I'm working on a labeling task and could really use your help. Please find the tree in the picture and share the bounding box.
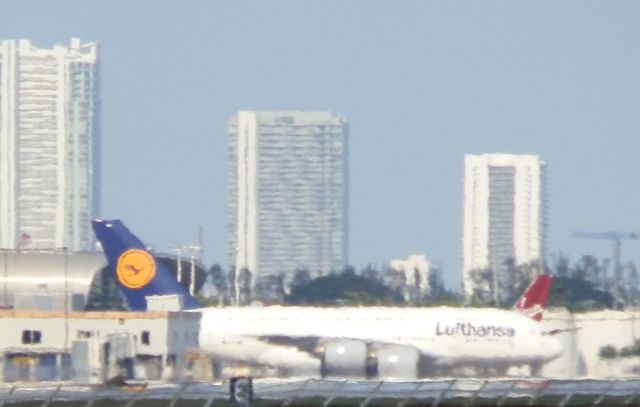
[382,265,407,295]
[547,253,626,311]
[343,265,356,276]
[428,268,445,299]
[208,264,227,297]
[410,267,422,302]
[361,264,382,284]
[227,266,236,300]
[467,267,495,306]
[291,268,312,289]
[501,259,540,306]
[550,252,570,278]
[598,341,640,360]
[599,345,617,360]
[572,255,608,287]
[547,275,613,311]
[285,269,403,306]
[625,261,640,306]
[422,289,462,307]
[254,273,286,304]
[237,267,253,305]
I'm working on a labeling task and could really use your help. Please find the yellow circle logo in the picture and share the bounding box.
[116,249,156,289]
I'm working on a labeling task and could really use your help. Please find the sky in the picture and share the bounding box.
[2,1,640,289]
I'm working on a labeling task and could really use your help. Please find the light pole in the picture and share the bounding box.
[168,247,184,285]
[59,247,69,352]
[189,254,196,296]
[235,247,241,306]
[2,249,8,308]
[170,245,202,294]
[181,245,202,296]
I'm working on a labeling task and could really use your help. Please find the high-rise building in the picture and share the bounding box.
[389,254,443,302]
[462,153,546,302]
[228,111,348,288]
[0,39,100,250]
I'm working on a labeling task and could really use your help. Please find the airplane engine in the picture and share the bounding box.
[320,340,367,378]
[373,345,420,380]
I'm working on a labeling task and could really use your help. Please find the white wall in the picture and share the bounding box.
[542,309,640,378]
[0,311,200,357]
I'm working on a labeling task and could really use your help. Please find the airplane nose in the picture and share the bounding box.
[545,337,563,359]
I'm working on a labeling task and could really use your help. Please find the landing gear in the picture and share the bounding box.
[417,355,437,377]
[530,362,543,377]
[494,365,508,377]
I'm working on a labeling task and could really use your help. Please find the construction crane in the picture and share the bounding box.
[572,231,640,307]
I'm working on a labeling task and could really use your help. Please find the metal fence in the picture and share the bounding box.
[0,378,639,407]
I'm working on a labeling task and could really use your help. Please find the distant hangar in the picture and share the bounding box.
[0,250,208,312]
[0,250,209,383]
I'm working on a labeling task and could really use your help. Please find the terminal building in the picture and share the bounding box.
[0,250,208,382]
[0,250,207,312]
[0,309,200,382]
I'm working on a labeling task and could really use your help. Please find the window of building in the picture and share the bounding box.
[21,330,42,344]
[141,331,150,345]
[77,330,92,339]
[277,116,294,124]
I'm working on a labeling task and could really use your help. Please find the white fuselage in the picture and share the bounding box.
[195,306,562,373]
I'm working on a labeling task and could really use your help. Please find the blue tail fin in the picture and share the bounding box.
[92,219,200,311]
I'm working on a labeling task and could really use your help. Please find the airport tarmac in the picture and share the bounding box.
[0,378,639,406]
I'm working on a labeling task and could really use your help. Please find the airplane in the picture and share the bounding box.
[92,219,563,378]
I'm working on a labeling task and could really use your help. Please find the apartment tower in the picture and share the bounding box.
[228,111,348,287]
[0,39,100,250]
[462,153,546,302]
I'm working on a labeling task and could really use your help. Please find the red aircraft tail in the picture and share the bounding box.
[513,275,553,321]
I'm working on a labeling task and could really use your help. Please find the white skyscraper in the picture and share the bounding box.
[0,39,100,250]
[228,111,348,286]
[462,154,546,302]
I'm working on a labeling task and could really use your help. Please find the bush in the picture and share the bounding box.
[599,345,617,360]
[619,340,640,358]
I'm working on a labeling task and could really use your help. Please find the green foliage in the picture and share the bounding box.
[419,290,463,307]
[598,340,640,360]
[599,345,617,360]
[194,294,223,307]
[208,264,227,294]
[468,267,495,306]
[548,252,640,309]
[291,268,312,287]
[547,276,613,311]
[502,260,540,306]
[467,258,542,307]
[619,340,640,358]
[285,270,404,306]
